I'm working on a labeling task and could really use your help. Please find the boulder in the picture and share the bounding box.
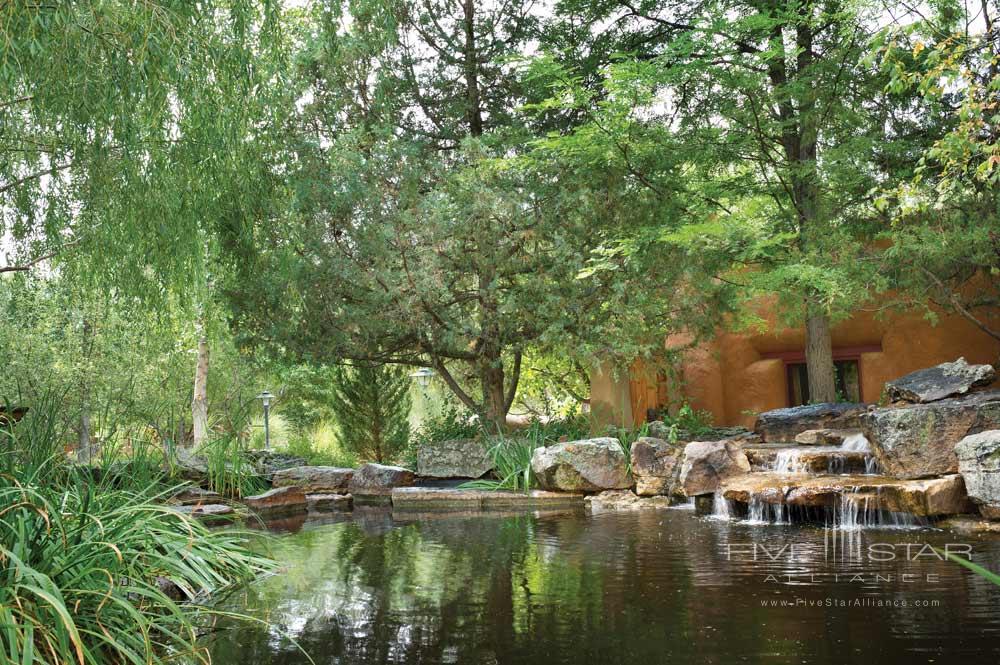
[243,486,308,515]
[272,466,353,493]
[171,503,234,519]
[242,450,308,481]
[955,430,1000,519]
[416,438,493,479]
[886,357,995,404]
[348,463,415,496]
[721,473,972,516]
[169,487,223,506]
[306,493,353,512]
[170,448,210,485]
[646,422,757,444]
[630,437,684,497]
[679,440,751,496]
[793,428,859,446]
[585,489,672,512]
[530,438,631,492]
[754,402,867,442]
[862,391,1000,479]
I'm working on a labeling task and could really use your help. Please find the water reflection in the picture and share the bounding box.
[206,509,1000,664]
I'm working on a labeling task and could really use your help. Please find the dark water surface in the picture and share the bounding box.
[205,507,1000,664]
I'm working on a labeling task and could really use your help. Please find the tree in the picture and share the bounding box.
[224,0,689,430]
[538,0,926,402]
[329,364,412,463]
[875,1,1000,341]
[2,1,289,452]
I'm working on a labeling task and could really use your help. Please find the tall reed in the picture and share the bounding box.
[0,391,274,664]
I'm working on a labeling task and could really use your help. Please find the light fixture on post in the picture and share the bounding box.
[257,390,274,450]
[409,367,435,388]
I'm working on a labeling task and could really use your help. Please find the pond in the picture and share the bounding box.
[205,507,1000,664]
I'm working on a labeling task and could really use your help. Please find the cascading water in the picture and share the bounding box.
[710,492,732,520]
[746,497,788,524]
[834,487,923,530]
[840,433,879,475]
[772,449,806,474]
[841,433,871,452]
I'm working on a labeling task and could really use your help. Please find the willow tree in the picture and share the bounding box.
[1,1,287,445]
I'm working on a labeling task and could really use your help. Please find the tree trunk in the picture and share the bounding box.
[462,0,483,137]
[192,335,210,448]
[805,307,837,403]
[481,357,507,434]
[78,319,94,463]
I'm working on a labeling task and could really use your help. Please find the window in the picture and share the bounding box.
[786,359,861,406]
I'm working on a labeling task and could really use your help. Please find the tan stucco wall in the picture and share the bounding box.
[589,361,635,430]
[591,303,1000,430]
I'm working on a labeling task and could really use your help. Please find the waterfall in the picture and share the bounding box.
[773,449,807,474]
[834,488,924,530]
[746,497,788,524]
[841,433,880,475]
[710,492,732,520]
[841,433,871,452]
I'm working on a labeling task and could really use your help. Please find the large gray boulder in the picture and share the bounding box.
[886,357,995,404]
[531,438,630,492]
[754,402,867,442]
[679,440,751,496]
[862,391,1000,479]
[955,430,1000,519]
[630,437,684,497]
[272,466,353,493]
[348,463,415,496]
[416,438,493,479]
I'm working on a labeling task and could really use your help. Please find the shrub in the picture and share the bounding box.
[460,436,537,492]
[329,364,412,463]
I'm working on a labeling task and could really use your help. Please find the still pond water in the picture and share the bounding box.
[205,507,1000,664]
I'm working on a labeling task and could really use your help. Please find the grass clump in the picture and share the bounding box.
[0,394,274,665]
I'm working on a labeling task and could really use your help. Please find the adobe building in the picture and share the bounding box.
[590,301,1000,430]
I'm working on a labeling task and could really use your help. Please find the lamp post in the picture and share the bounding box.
[409,368,435,388]
[257,390,273,450]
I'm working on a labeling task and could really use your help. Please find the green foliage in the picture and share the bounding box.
[462,437,539,492]
[202,435,267,500]
[275,365,338,434]
[0,397,273,665]
[329,364,412,464]
[284,426,359,469]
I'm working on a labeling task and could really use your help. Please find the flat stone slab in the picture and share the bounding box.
[720,472,973,516]
[391,487,584,511]
[754,402,867,443]
[169,487,224,506]
[170,503,234,522]
[585,490,673,512]
[938,516,1000,534]
[349,463,415,496]
[887,357,995,404]
[793,429,860,445]
[272,466,353,493]
[306,493,353,512]
[244,486,308,514]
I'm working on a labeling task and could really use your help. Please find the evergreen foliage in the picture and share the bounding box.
[329,364,413,463]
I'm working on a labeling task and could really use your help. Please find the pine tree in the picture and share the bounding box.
[329,364,412,464]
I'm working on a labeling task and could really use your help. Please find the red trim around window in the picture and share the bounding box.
[763,344,882,404]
